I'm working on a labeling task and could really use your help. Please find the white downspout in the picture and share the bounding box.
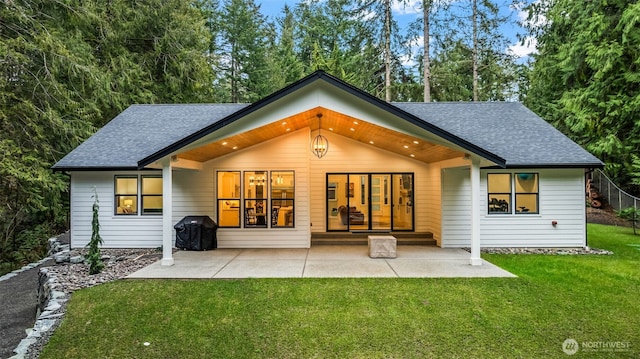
[470,158,482,266]
[161,160,174,266]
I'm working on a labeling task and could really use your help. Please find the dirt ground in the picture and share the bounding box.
[587,206,632,227]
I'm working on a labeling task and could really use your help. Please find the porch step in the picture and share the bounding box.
[311,232,435,246]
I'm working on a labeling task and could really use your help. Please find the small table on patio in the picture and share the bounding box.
[368,235,397,258]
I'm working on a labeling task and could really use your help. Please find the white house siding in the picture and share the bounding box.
[440,167,587,248]
[479,168,586,247]
[69,171,163,248]
[172,164,215,237]
[308,131,435,234]
[440,167,472,247]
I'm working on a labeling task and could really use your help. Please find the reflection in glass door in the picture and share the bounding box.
[348,175,369,231]
[371,174,391,230]
[327,173,412,231]
[327,174,349,231]
[392,174,413,230]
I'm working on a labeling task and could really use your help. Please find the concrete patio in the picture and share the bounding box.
[126,245,516,279]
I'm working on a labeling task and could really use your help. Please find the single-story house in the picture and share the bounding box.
[53,71,603,266]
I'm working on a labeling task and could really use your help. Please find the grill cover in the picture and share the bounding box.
[174,216,218,250]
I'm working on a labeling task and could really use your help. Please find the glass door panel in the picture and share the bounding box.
[349,175,369,231]
[327,174,349,231]
[371,174,391,230]
[392,174,413,230]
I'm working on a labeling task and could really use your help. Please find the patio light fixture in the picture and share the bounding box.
[311,113,329,159]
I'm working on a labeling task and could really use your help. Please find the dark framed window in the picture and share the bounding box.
[115,175,163,216]
[244,171,268,228]
[487,173,511,214]
[216,170,295,228]
[515,173,539,214]
[115,176,138,215]
[141,176,163,215]
[271,171,295,227]
[217,171,241,227]
[487,173,539,215]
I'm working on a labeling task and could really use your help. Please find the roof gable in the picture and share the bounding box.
[136,71,506,168]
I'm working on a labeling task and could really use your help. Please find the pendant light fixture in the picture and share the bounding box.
[311,113,329,159]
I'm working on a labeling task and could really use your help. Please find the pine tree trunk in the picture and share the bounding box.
[423,0,431,102]
[384,0,392,102]
[472,0,479,102]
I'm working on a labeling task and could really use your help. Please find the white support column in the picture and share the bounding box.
[161,161,174,266]
[470,158,482,266]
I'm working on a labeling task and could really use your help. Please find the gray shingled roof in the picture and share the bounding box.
[53,72,602,171]
[394,102,602,167]
[53,104,248,170]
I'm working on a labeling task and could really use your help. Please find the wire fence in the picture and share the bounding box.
[588,169,639,213]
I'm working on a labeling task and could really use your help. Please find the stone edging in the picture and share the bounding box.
[465,246,613,255]
[9,236,70,359]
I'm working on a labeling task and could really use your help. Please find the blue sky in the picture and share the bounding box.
[255,0,537,61]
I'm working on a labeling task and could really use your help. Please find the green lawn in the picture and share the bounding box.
[41,224,639,358]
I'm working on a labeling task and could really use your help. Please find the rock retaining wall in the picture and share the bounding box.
[9,235,69,359]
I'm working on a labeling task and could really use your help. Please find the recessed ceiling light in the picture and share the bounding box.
[413,140,419,144]
[350,128,355,132]
[369,141,374,144]
[286,128,291,132]
[410,154,415,158]
[353,121,359,125]
[329,127,334,131]
[282,122,287,125]
[232,146,238,150]
[222,142,228,146]
[403,145,409,149]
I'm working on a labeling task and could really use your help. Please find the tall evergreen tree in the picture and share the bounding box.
[291,0,384,96]
[430,39,475,101]
[269,5,306,90]
[215,0,271,103]
[524,0,640,193]
[0,0,214,273]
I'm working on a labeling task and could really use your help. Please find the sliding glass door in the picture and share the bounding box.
[326,173,413,231]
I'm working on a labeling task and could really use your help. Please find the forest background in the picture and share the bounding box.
[1,0,639,274]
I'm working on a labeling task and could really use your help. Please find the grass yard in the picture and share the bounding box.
[41,224,639,358]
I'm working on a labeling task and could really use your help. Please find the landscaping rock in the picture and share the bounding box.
[54,252,70,264]
[69,255,84,264]
[15,247,163,359]
[467,247,613,255]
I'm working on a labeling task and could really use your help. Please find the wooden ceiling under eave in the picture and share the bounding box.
[175,107,465,164]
